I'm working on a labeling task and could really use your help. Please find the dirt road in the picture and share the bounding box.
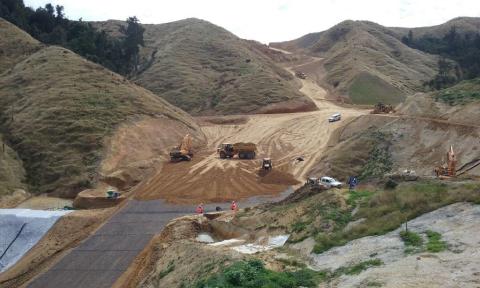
[135,55,367,203]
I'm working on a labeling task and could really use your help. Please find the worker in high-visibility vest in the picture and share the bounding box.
[195,203,204,214]
[230,201,238,211]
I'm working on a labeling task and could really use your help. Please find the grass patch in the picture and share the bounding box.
[426,230,447,252]
[349,72,405,105]
[158,261,175,279]
[194,259,324,288]
[400,231,423,247]
[359,131,393,180]
[434,78,480,105]
[347,190,374,206]
[335,259,384,276]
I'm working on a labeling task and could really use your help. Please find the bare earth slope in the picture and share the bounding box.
[93,18,316,115]
[271,20,438,105]
[310,79,480,180]
[0,19,204,197]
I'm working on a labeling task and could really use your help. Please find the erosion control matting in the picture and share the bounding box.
[27,190,295,288]
[0,209,71,273]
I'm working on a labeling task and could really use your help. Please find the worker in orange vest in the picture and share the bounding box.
[195,203,204,214]
[230,201,238,211]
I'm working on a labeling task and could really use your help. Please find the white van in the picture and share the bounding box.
[328,113,341,122]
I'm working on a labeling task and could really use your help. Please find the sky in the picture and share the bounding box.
[25,0,480,43]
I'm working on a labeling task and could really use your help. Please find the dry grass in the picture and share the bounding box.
[0,38,200,196]
[0,134,26,198]
[0,18,42,74]
[96,18,312,115]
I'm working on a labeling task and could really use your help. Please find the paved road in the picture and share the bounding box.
[27,189,293,288]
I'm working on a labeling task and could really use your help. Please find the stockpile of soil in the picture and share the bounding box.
[257,169,300,185]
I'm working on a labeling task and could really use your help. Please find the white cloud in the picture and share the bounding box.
[24,0,480,43]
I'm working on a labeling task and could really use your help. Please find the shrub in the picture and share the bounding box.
[194,259,322,288]
[400,230,423,247]
[426,230,447,252]
[384,179,398,190]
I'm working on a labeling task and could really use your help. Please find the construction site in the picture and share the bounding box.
[1,5,480,288]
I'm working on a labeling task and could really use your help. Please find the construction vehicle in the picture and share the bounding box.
[371,102,395,114]
[295,71,307,79]
[170,134,193,162]
[262,158,272,170]
[217,142,256,159]
[434,145,457,178]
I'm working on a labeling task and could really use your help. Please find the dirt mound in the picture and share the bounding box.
[134,152,290,204]
[73,188,126,209]
[258,169,300,185]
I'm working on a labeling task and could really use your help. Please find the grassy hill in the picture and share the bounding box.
[271,20,439,105]
[0,134,26,199]
[0,18,42,74]
[0,18,202,197]
[391,17,480,39]
[93,18,315,115]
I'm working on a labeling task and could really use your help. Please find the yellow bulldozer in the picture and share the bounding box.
[217,142,256,159]
[170,134,193,162]
[371,102,395,114]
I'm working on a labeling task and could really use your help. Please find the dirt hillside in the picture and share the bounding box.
[271,20,438,105]
[93,18,316,116]
[310,79,480,180]
[0,19,205,198]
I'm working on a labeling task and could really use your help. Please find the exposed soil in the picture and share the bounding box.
[133,54,367,204]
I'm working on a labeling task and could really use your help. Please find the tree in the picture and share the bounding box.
[122,16,145,74]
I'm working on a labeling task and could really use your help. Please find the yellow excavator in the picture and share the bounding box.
[170,134,193,162]
[434,145,457,178]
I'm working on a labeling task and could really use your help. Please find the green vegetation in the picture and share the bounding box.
[194,259,323,288]
[347,190,374,206]
[334,259,383,276]
[0,0,144,74]
[313,181,480,254]
[359,132,393,180]
[400,231,423,247]
[434,78,480,105]
[349,73,405,105]
[426,230,448,252]
[158,261,175,279]
[403,26,480,87]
